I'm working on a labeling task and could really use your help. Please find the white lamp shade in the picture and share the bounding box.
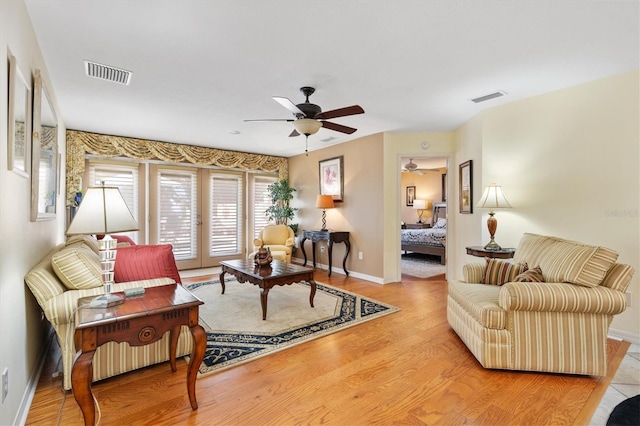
[413,199,426,210]
[67,186,139,235]
[293,118,322,135]
[477,184,512,209]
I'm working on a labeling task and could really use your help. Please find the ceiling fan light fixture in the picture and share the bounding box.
[404,159,418,171]
[294,118,322,136]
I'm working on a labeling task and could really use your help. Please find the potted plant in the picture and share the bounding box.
[265,178,298,226]
[265,179,299,252]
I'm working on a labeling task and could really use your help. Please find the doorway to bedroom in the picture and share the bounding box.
[400,156,448,278]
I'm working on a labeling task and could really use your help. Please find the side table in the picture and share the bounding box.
[72,284,206,425]
[466,246,515,259]
[301,230,351,277]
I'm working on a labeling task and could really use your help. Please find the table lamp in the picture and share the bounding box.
[66,184,139,307]
[316,194,335,231]
[413,199,426,223]
[476,183,512,250]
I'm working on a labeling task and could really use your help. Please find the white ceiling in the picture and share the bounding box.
[25,1,639,158]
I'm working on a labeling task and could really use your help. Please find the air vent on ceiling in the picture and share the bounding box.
[320,136,337,143]
[84,60,132,85]
[470,90,507,104]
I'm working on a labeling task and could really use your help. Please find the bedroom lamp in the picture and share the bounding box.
[66,184,139,307]
[316,194,334,231]
[476,183,512,251]
[413,199,426,223]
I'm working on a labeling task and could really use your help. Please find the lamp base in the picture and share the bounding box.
[483,239,503,251]
[88,293,125,308]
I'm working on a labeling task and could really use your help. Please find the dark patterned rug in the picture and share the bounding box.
[186,279,399,377]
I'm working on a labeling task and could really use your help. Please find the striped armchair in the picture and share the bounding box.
[25,236,193,390]
[448,233,633,376]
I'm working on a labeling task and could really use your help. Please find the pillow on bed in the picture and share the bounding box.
[432,218,447,229]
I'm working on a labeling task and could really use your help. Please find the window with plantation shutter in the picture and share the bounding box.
[210,172,243,256]
[88,163,139,242]
[253,176,277,238]
[158,169,198,260]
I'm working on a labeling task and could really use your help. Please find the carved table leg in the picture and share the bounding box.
[260,286,270,320]
[187,324,206,410]
[72,351,96,426]
[309,280,316,308]
[301,236,308,266]
[343,239,351,276]
[328,241,334,277]
[169,325,180,372]
[219,269,226,294]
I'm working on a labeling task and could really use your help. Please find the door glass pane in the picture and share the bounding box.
[210,173,242,256]
[89,163,139,242]
[253,176,277,238]
[158,169,198,260]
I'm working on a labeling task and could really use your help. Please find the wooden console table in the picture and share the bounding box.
[300,230,351,277]
[72,284,206,426]
[466,246,516,259]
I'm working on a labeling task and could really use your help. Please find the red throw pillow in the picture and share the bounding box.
[114,244,182,284]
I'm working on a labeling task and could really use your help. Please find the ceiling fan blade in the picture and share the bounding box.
[321,121,357,135]
[316,105,364,120]
[289,129,300,137]
[273,97,305,117]
[244,119,294,122]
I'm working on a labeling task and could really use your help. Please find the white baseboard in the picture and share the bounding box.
[608,328,640,345]
[291,257,384,284]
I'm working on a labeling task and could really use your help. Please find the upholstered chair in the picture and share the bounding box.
[252,224,295,262]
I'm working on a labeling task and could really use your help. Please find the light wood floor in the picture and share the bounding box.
[26,270,628,426]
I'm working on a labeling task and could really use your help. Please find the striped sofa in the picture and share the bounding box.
[25,236,193,391]
[448,233,633,376]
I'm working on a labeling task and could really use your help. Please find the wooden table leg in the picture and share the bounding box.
[169,325,180,373]
[309,280,316,308]
[72,351,96,426]
[342,239,351,276]
[260,286,270,320]
[219,269,226,294]
[187,324,206,410]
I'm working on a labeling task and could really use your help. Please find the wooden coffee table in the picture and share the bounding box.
[72,284,206,426]
[219,259,316,320]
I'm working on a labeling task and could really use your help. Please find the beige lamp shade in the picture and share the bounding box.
[477,184,512,211]
[294,118,322,136]
[412,199,426,210]
[67,186,139,235]
[316,194,335,209]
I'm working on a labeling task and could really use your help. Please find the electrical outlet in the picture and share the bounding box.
[2,368,8,403]
[358,251,363,260]
[320,246,325,253]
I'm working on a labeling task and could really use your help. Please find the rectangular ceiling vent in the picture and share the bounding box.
[470,90,507,104]
[84,60,132,85]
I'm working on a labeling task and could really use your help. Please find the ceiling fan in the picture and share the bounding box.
[245,86,364,153]
[402,159,441,175]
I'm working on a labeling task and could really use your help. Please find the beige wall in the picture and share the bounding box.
[457,70,640,340]
[289,133,385,281]
[0,1,66,424]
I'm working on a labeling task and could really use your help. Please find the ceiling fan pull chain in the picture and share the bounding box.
[305,135,309,156]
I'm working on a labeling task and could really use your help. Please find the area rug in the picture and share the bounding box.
[185,278,399,377]
[401,252,446,278]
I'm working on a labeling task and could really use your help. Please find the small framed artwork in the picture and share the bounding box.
[7,51,31,178]
[406,186,416,206]
[441,174,447,202]
[319,156,344,201]
[459,160,473,214]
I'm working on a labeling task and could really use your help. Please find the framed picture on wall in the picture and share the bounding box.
[442,174,447,202]
[319,156,344,201]
[406,186,415,206]
[459,160,472,214]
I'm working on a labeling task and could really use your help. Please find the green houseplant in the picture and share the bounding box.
[265,178,298,226]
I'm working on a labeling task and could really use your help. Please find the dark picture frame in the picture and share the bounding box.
[319,155,344,202]
[459,160,473,214]
[406,186,416,206]
[441,173,447,202]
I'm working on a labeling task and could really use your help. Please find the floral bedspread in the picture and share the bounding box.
[401,228,446,247]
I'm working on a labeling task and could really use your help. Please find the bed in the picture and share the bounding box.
[401,203,447,264]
